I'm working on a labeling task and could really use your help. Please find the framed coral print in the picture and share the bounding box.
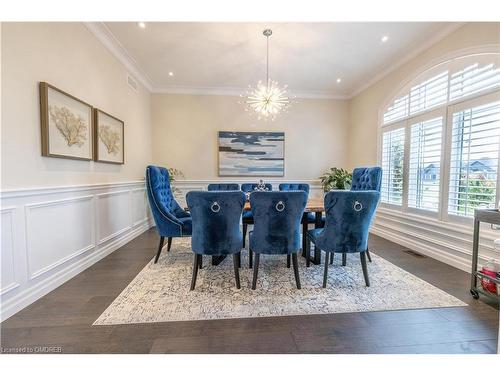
[93,109,125,164]
[39,82,93,161]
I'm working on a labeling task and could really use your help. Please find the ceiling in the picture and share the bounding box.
[99,22,462,98]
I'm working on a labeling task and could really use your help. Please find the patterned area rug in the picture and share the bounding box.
[94,238,466,325]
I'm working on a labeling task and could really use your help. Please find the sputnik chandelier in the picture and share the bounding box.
[241,29,293,121]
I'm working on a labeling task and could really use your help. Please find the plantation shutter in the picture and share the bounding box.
[383,95,408,124]
[448,100,500,217]
[409,71,448,115]
[408,117,443,212]
[449,63,500,101]
[381,127,406,205]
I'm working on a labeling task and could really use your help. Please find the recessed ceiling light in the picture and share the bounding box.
[138,22,146,29]
[336,78,342,83]
[168,72,174,77]
[381,35,389,43]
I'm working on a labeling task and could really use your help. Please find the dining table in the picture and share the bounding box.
[201,197,325,266]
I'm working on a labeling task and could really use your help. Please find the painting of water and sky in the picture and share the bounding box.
[218,131,284,176]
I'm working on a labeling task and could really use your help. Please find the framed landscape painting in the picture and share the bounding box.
[218,131,284,176]
[94,109,125,164]
[39,82,93,161]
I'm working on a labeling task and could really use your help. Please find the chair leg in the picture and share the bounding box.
[292,253,301,289]
[252,253,260,290]
[306,237,311,267]
[301,217,307,256]
[366,248,372,263]
[323,252,329,288]
[190,254,200,291]
[238,252,241,268]
[233,253,241,289]
[287,254,291,268]
[198,254,203,269]
[342,253,347,266]
[249,249,253,269]
[330,252,334,265]
[242,223,248,248]
[154,236,165,264]
[360,251,370,287]
[167,237,172,252]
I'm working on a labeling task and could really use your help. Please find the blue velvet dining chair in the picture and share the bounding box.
[278,183,318,267]
[346,166,382,264]
[186,191,246,290]
[240,183,273,248]
[207,183,239,191]
[306,190,380,288]
[146,165,192,264]
[249,191,308,290]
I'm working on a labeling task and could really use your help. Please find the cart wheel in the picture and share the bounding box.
[470,289,479,299]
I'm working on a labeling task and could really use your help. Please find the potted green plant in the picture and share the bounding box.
[319,167,352,192]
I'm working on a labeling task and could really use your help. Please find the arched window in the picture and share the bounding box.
[380,52,500,222]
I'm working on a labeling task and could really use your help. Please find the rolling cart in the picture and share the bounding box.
[470,208,500,302]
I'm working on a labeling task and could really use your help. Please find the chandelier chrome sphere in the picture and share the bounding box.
[241,29,293,121]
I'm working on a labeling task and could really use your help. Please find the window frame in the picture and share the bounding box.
[379,51,500,225]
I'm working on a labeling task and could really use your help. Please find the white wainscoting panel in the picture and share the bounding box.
[97,191,131,244]
[0,181,153,321]
[25,196,95,280]
[131,188,149,227]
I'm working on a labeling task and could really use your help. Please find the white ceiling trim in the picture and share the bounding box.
[86,21,465,100]
[84,22,154,91]
[349,22,466,98]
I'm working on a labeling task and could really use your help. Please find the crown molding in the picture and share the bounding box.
[349,22,466,98]
[84,22,154,91]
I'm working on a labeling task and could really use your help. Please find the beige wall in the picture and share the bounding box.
[1,22,153,190]
[152,94,349,181]
[347,22,500,169]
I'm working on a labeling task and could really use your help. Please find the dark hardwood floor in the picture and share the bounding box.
[1,228,498,354]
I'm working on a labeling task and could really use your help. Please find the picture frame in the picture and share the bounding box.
[218,131,285,177]
[39,82,94,161]
[93,108,125,164]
